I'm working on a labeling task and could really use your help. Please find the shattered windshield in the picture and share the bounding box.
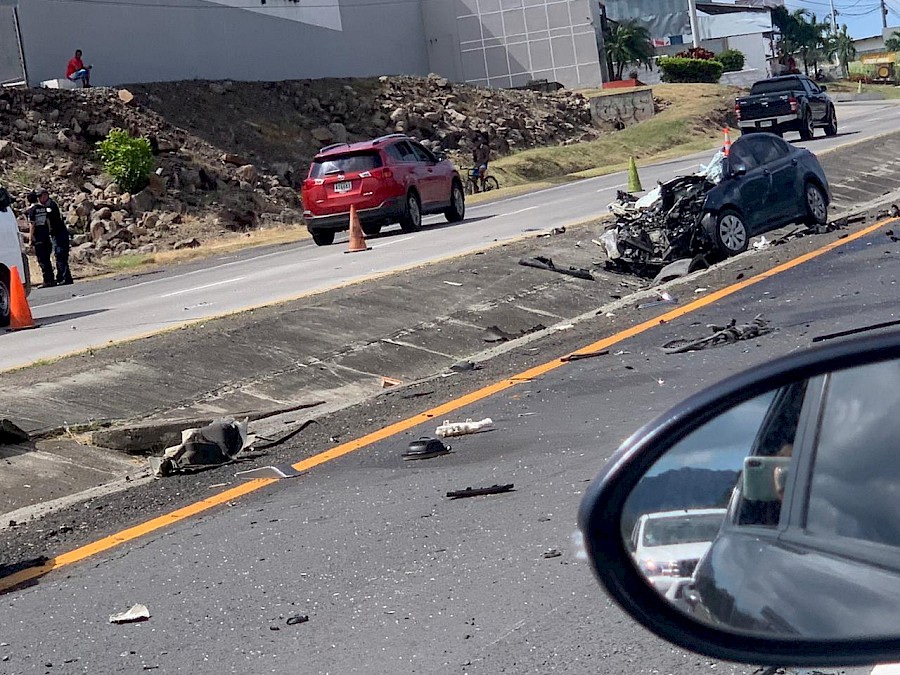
[698,150,726,185]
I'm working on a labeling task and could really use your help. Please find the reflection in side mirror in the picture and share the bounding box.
[731,163,748,177]
[579,333,900,666]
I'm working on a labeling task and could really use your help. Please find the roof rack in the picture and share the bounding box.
[371,133,408,145]
[318,142,351,153]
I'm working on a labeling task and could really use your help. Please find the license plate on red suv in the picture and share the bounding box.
[333,181,352,193]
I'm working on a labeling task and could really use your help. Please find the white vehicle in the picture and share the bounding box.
[629,508,727,593]
[0,195,31,327]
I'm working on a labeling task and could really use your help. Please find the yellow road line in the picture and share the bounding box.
[0,217,893,594]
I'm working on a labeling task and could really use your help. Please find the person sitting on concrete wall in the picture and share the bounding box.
[66,49,92,88]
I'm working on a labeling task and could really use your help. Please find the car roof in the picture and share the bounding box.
[640,508,727,521]
[314,134,413,160]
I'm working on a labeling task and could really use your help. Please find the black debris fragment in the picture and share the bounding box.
[519,256,594,281]
[0,419,29,445]
[254,419,318,450]
[661,315,771,354]
[450,360,482,372]
[887,230,900,243]
[286,615,309,626]
[483,324,545,343]
[561,349,609,363]
[891,204,900,218]
[542,549,562,559]
[403,437,451,461]
[447,484,515,499]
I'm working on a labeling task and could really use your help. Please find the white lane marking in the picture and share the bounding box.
[372,235,415,248]
[506,205,539,216]
[160,277,246,298]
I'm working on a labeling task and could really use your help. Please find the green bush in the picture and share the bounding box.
[96,128,154,193]
[717,49,745,73]
[658,57,724,83]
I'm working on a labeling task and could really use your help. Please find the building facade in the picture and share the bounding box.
[2,0,603,90]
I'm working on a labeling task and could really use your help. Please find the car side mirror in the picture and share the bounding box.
[730,162,748,177]
[820,84,828,91]
[434,152,447,162]
[578,331,900,668]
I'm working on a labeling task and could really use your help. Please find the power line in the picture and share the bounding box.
[45,0,421,9]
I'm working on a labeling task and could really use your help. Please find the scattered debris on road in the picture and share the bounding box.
[235,465,304,480]
[752,236,770,251]
[542,548,562,559]
[381,376,403,388]
[286,614,309,626]
[402,437,451,461]
[887,229,900,243]
[450,360,482,373]
[891,204,900,218]
[109,604,150,624]
[0,419,29,445]
[561,349,609,362]
[637,290,678,310]
[661,315,771,354]
[447,484,515,499]
[483,324,546,343]
[435,418,493,438]
[149,418,254,477]
[518,256,594,281]
[254,419,318,450]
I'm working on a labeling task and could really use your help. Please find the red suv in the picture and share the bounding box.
[301,134,466,246]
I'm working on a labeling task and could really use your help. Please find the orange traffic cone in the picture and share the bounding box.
[723,127,732,156]
[345,205,370,253]
[7,266,35,331]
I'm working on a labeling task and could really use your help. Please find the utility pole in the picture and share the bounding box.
[687,0,701,48]
[828,0,838,34]
[882,0,889,29]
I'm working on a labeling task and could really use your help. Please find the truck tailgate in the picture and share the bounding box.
[739,94,794,119]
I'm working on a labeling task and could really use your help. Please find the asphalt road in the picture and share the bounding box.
[0,201,896,672]
[2,100,899,372]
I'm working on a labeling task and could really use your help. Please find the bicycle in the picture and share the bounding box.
[464,167,500,195]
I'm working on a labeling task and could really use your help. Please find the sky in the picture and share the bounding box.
[784,0,900,39]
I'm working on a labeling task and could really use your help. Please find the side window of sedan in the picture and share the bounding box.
[728,140,760,171]
[806,360,900,547]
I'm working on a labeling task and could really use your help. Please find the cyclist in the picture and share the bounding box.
[472,136,491,192]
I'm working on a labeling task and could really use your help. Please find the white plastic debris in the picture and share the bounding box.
[435,418,493,438]
[109,604,150,624]
[599,229,621,259]
[752,236,770,250]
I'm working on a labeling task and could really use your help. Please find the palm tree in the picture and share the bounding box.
[833,24,857,77]
[604,20,655,81]
[886,31,900,52]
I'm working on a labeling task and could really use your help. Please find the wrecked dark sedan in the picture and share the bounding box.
[603,133,831,276]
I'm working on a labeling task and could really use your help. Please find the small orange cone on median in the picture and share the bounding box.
[723,127,732,156]
[7,266,35,331]
[346,205,370,253]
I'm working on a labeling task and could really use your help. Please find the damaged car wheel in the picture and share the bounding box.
[714,210,749,257]
[804,181,829,226]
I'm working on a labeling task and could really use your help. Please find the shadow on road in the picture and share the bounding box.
[27,309,108,328]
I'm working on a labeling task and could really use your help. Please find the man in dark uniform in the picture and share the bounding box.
[28,187,72,287]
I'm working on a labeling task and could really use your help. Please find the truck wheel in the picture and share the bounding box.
[799,110,814,141]
[715,210,749,257]
[0,267,10,328]
[804,181,829,226]
[399,191,422,233]
[310,229,335,246]
[824,107,838,137]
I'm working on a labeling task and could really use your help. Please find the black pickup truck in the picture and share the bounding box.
[735,75,837,140]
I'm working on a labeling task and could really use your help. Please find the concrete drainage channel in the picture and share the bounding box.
[2,132,900,528]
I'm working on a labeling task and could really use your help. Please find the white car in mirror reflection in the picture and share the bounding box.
[630,508,727,594]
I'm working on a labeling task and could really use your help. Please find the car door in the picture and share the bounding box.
[742,135,799,227]
[409,141,444,208]
[803,78,828,122]
[385,141,420,197]
[724,137,771,232]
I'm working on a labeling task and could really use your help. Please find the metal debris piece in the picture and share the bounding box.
[286,615,309,626]
[443,281,463,287]
[542,549,562,559]
[483,323,546,343]
[382,376,402,388]
[109,604,150,624]
[151,418,254,477]
[235,465,304,480]
[446,484,515,499]
[450,360,482,372]
[435,418,493,438]
[891,204,900,218]
[254,419,317,450]
[561,349,609,362]
[812,318,900,343]
[403,437,451,461]
[887,229,900,243]
[519,256,594,281]
[637,290,678,310]
[652,259,693,285]
[661,315,771,354]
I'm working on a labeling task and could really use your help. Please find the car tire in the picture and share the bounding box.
[399,191,422,233]
[824,107,838,137]
[0,267,10,328]
[799,109,814,141]
[444,181,466,223]
[310,229,335,246]
[714,210,749,257]
[361,223,382,236]
[804,181,829,226]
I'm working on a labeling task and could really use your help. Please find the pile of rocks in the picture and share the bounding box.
[0,86,304,267]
